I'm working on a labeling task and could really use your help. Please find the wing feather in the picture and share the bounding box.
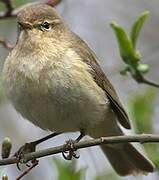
[70,33,131,129]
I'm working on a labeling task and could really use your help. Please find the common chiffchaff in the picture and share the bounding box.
[2,3,154,175]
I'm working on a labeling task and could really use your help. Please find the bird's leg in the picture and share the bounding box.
[14,132,61,170]
[62,131,85,160]
[30,132,61,146]
[75,131,85,142]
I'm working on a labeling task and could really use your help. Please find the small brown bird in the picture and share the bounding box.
[2,3,154,176]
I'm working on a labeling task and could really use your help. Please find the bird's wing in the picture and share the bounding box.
[70,33,131,129]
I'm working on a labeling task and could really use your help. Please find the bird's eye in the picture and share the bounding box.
[41,22,51,30]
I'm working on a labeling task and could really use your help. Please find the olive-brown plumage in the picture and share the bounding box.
[2,3,155,176]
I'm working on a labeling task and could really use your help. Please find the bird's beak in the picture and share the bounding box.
[18,21,32,30]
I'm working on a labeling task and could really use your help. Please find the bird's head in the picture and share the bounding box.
[17,3,67,48]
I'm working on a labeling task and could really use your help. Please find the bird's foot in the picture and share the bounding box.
[14,142,36,170]
[62,139,80,160]
[62,131,85,160]
[14,132,61,170]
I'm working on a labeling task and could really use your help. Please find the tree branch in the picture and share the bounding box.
[0,134,159,166]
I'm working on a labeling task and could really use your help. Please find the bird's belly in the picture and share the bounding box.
[12,76,109,133]
[4,55,110,133]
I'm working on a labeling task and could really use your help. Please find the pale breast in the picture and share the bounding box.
[3,47,110,133]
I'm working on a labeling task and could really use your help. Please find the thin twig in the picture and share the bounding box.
[16,160,39,180]
[0,36,14,50]
[3,0,13,15]
[0,134,159,166]
[141,77,159,88]
[0,0,62,19]
[134,73,159,88]
[0,0,14,19]
[47,0,62,6]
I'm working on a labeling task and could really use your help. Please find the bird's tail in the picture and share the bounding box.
[101,143,155,176]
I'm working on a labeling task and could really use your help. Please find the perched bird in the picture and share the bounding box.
[2,3,154,176]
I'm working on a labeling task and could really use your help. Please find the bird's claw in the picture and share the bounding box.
[14,142,36,170]
[62,150,80,160]
[62,139,80,160]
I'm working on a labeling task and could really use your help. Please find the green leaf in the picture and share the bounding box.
[129,89,157,133]
[53,159,85,180]
[95,171,120,180]
[130,11,149,48]
[110,21,140,64]
[110,11,150,80]
[128,89,159,170]
[144,144,159,170]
